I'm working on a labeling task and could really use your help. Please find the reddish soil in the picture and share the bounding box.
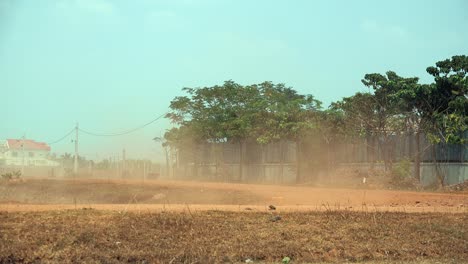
[0,178,467,213]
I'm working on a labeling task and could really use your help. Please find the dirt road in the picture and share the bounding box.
[0,178,467,213]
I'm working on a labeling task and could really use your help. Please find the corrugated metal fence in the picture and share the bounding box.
[172,133,467,184]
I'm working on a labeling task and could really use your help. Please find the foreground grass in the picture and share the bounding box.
[0,210,466,263]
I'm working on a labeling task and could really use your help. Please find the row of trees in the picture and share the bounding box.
[163,55,467,184]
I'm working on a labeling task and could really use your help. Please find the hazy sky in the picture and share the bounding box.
[1,0,467,161]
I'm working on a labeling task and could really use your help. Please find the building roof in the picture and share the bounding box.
[6,139,51,151]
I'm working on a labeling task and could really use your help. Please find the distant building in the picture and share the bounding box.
[0,139,59,167]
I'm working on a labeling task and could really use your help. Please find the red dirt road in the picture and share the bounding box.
[0,178,467,213]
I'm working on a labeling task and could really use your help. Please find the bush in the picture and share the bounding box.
[1,170,22,181]
[390,159,419,189]
[392,159,411,180]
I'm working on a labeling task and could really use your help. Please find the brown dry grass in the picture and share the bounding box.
[1,178,467,263]
[0,209,467,263]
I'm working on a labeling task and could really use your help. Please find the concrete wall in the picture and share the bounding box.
[337,162,468,187]
[420,163,468,186]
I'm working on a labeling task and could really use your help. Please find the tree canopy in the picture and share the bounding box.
[165,80,321,145]
[162,55,467,183]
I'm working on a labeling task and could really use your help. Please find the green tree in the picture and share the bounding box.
[423,55,467,186]
[165,80,263,180]
[253,82,321,182]
[392,55,467,185]
[394,81,432,181]
[425,55,467,143]
[313,108,345,177]
[165,81,321,182]
[332,92,379,167]
[361,71,412,171]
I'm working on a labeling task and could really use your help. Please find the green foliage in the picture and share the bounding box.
[165,80,322,146]
[423,55,468,145]
[390,159,418,189]
[359,71,419,136]
[391,159,412,180]
[313,108,346,144]
[333,58,467,173]
[162,55,467,182]
[332,92,377,138]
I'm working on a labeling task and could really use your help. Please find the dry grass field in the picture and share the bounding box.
[1,210,467,263]
[0,178,467,263]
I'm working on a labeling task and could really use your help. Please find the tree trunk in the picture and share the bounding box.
[170,147,175,179]
[193,144,199,179]
[431,144,444,187]
[381,136,393,172]
[367,134,375,169]
[239,141,243,182]
[326,141,331,184]
[164,147,170,178]
[296,139,301,183]
[214,142,223,182]
[280,140,284,184]
[408,129,413,160]
[214,144,220,181]
[461,139,466,163]
[377,139,386,171]
[261,144,266,182]
[387,138,394,172]
[413,131,421,181]
[372,136,377,169]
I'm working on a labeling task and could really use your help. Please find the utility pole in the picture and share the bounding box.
[21,135,25,176]
[143,161,146,183]
[122,148,126,178]
[74,123,79,176]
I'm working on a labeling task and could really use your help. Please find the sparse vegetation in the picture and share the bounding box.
[0,170,21,182]
[390,159,420,190]
[0,210,466,263]
[2,2,467,263]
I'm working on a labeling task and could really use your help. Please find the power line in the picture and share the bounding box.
[78,112,167,137]
[48,128,75,145]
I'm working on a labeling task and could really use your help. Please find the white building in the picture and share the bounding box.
[0,139,59,167]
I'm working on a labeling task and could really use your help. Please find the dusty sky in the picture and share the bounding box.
[1,0,467,161]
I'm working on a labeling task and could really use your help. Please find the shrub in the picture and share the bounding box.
[1,170,22,181]
[390,159,419,189]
